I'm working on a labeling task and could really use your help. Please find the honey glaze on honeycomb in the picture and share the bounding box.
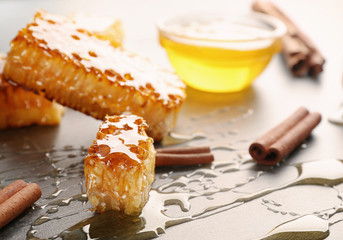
[68,12,124,48]
[16,10,185,108]
[87,115,152,169]
[84,114,155,214]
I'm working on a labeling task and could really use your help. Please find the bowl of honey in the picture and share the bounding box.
[157,12,286,93]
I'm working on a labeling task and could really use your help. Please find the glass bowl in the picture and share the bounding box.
[157,12,286,93]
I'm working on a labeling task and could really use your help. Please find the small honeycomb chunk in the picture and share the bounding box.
[84,115,155,215]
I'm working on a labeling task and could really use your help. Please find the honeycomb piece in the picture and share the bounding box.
[4,10,185,140]
[84,114,155,215]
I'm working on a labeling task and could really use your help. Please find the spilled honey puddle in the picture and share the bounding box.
[256,215,329,240]
[20,148,343,239]
[0,106,342,239]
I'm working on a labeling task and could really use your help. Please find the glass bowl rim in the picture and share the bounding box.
[157,11,287,43]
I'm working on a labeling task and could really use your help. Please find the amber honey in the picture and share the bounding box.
[160,35,282,92]
[158,13,286,93]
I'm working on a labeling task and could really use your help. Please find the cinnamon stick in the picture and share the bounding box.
[249,107,309,161]
[252,0,325,77]
[156,153,214,167]
[249,107,321,165]
[0,182,41,229]
[156,146,211,154]
[0,180,27,205]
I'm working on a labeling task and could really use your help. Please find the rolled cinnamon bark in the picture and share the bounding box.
[249,107,309,161]
[263,112,322,164]
[282,34,310,77]
[252,0,325,77]
[156,153,214,167]
[0,183,42,229]
[249,107,321,165]
[0,180,27,205]
[156,146,211,154]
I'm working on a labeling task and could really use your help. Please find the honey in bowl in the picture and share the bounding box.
[158,12,286,93]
